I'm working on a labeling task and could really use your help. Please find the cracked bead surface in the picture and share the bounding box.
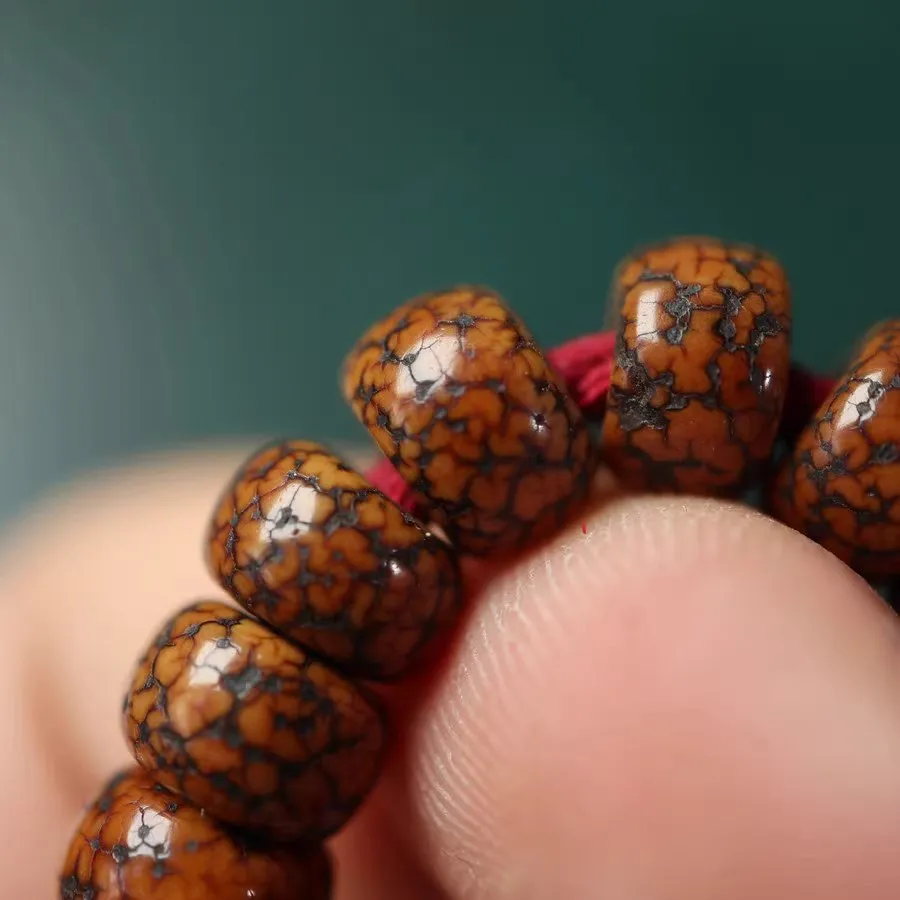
[341,286,595,553]
[770,320,900,578]
[60,768,332,900]
[602,238,792,495]
[207,440,463,680]
[123,601,385,841]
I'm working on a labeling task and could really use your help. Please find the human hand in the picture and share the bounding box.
[4,444,900,899]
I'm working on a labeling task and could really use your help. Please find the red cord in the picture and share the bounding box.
[364,330,835,510]
[545,329,616,419]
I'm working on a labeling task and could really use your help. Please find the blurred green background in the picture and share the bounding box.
[0,2,896,522]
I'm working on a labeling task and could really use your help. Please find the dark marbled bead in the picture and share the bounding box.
[122,601,385,842]
[60,768,332,900]
[603,237,792,495]
[341,286,595,553]
[207,440,463,680]
[770,320,900,578]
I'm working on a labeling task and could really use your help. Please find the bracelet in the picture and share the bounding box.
[59,236,899,899]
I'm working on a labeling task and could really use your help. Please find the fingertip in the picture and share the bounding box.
[410,496,900,899]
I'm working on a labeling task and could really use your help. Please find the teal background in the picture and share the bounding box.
[0,2,897,521]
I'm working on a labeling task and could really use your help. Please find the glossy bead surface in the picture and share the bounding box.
[603,238,792,494]
[123,601,385,841]
[770,320,900,578]
[60,768,332,900]
[342,286,595,553]
[207,440,463,680]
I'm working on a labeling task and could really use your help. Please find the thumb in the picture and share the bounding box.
[408,496,900,899]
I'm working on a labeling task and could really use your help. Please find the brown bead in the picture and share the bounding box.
[770,320,900,578]
[59,768,332,900]
[207,440,463,680]
[341,286,595,553]
[123,601,385,842]
[602,237,792,495]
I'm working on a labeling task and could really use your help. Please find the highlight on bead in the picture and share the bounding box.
[770,319,900,579]
[341,286,596,554]
[123,600,386,842]
[207,439,463,681]
[602,237,792,496]
[363,331,836,511]
[61,768,332,900]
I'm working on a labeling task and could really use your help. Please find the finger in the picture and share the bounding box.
[407,496,900,899]
[0,444,444,900]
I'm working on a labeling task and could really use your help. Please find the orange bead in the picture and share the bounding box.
[342,287,595,553]
[207,440,462,680]
[603,238,792,495]
[60,768,332,900]
[771,320,900,578]
[122,601,385,841]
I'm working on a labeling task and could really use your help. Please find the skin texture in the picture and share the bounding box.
[60,767,332,900]
[341,287,595,554]
[770,320,900,578]
[207,440,463,680]
[603,238,792,494]
[123,600,385,841]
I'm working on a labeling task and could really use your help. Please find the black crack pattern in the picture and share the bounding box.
[771,319,900,578]
[207,440,463,680]
[342,287,595,553]
[122,601,385,842]
[603,239,792,495]
[59,768,332,900]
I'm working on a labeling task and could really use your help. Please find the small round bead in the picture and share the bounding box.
[207,440,463,680]
[602,237,792,495]
[59,768,332,900]
[341,286,595,553]
[770,320,900,578]
[123,601,385,842]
